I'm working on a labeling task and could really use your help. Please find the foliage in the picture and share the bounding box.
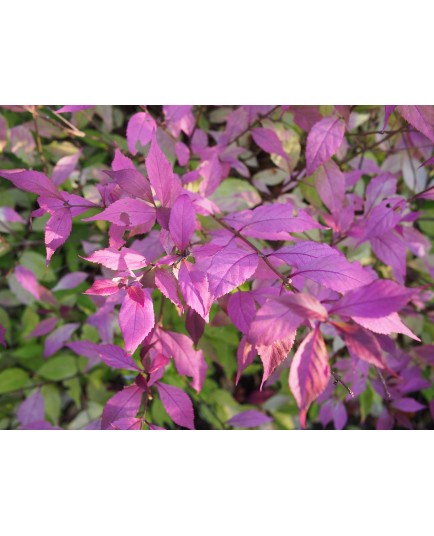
[0,104,433,430]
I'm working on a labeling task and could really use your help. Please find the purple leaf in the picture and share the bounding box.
[112,147,135,171]
[289,327,330,428]
[82,247,148,272]
[156,382,195,430]
[252,128,288,159]
[352,313,419,341]
[44,323,80,358]
[83,198,156,230]
[27,317,58,339]
[14,266,40,300]
[17,391,45,426]
[0,169,62,199]
[169,194,196,252]
[185,308,205,346]
[314,160,345,214]
[119,288,155,354]
[155,268,183,309]
[163,106,195,137]
[339,324,387,369]
[104,169,154,203]
[0,324,5,347]
[101,385,144,430]
[178,261,211,321]
[157,328,207,393]
[0,206,26,224]
[391,398,425,413]
[236,337,257,384]
[257,335,295,386]
[330,280,414,318]
[146,135,182,207]
[224,204,324,240]
[306,115,346,175]
[397,105,434,143]
[98,344,141,371]
[370,231,407,283]
[207,245,259,299]
[382,106,396,132]
[126,111,156,155]
[226,410,272,428]
[52,150,82,186]
[66,340,102,369]
[110,418,142,430]
[45,208,72,264]
[57,105,93,113]
[52,272,88,291]
[175,141,190,166]
[227,292,257,335]
[84,279,121,296]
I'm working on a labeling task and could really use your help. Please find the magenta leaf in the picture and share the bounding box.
[146,135,182,207]
[126,111,156,155]
[110,418,142,430]
[227,292,256,335]
[352,313,419,340]
[169,194,196,252]
[104,169,154,203]
[66,340,102,369]
[155,268,182,309]
[52,150,82,186]
[101,385,144,430]
[306,115,346,175]
[119,288,154,354]
[391,398,425,413]
[84,279,121,296]
[27,317,58,339]
[207,245,259,299]
[17,391,45,426]
[330,280,414,319]
[226,409,272,428]
[178,261,211,321]
[251,128,288,160]
[289,327,330,428]
[52,272,87,291]
[339,325,387,369]
[0,169,62,199]
[44,323,80,358]
[397,105,434,143]
[97,344,142,371]
[156,382,195,430]
[257,335,295,386]
[14,266,40,300]
[57,105,93,113]
[45,208,72,264]
[185,309,205,346]
[82,247,148,272]
[314,160,345,214]
[83,198,156,230]
[157,328,207,393]
[382,105,396,132]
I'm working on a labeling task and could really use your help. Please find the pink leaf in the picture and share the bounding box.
[175,141,190,166]
[306,115,346,174]
[45,208,72,264]
[314,160,345,214]
[82,247,148,272]
[226,410,272,428]
[185,309,205,346]
[289,327,330,428]
[14,266,40,300]
[155,268,182,309]
[382,106,396,132]
[257,335,295,387]
[44,323,79,358]
[101,385,144,430]
[84,279,121,296]
[52,150,82,186]
[110,418,142,430]
[0,169,62,199]
[252,128,288,159]
[351,313,420,341]
[156,382,195,430]
[52,272,87,291]
[163,106,195,137]
[83,198,156,230]
[57,105,93,113]
[104,169,154,203]
[27,317,58,339]
[207,245,259,299]
[236,337,257,384]
[157,328,207,393]
[227,292,256,335]
[97,344,142,371]
[169,194,196,252]
[119,289,155,354]
[112,148,135,171]
[126,111,156,155]
[330,280,414,318]
[146,135,182,207]
[17,391,45,426]
[178,261,211,321]
[339,325,387,369]
[397,105,434,143]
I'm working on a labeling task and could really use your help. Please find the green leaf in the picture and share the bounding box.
[38,354,78,381]
[0,368,29,394]
[41,384,61,424]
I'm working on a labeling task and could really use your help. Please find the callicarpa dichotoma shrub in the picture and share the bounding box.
[0,105,433,430]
